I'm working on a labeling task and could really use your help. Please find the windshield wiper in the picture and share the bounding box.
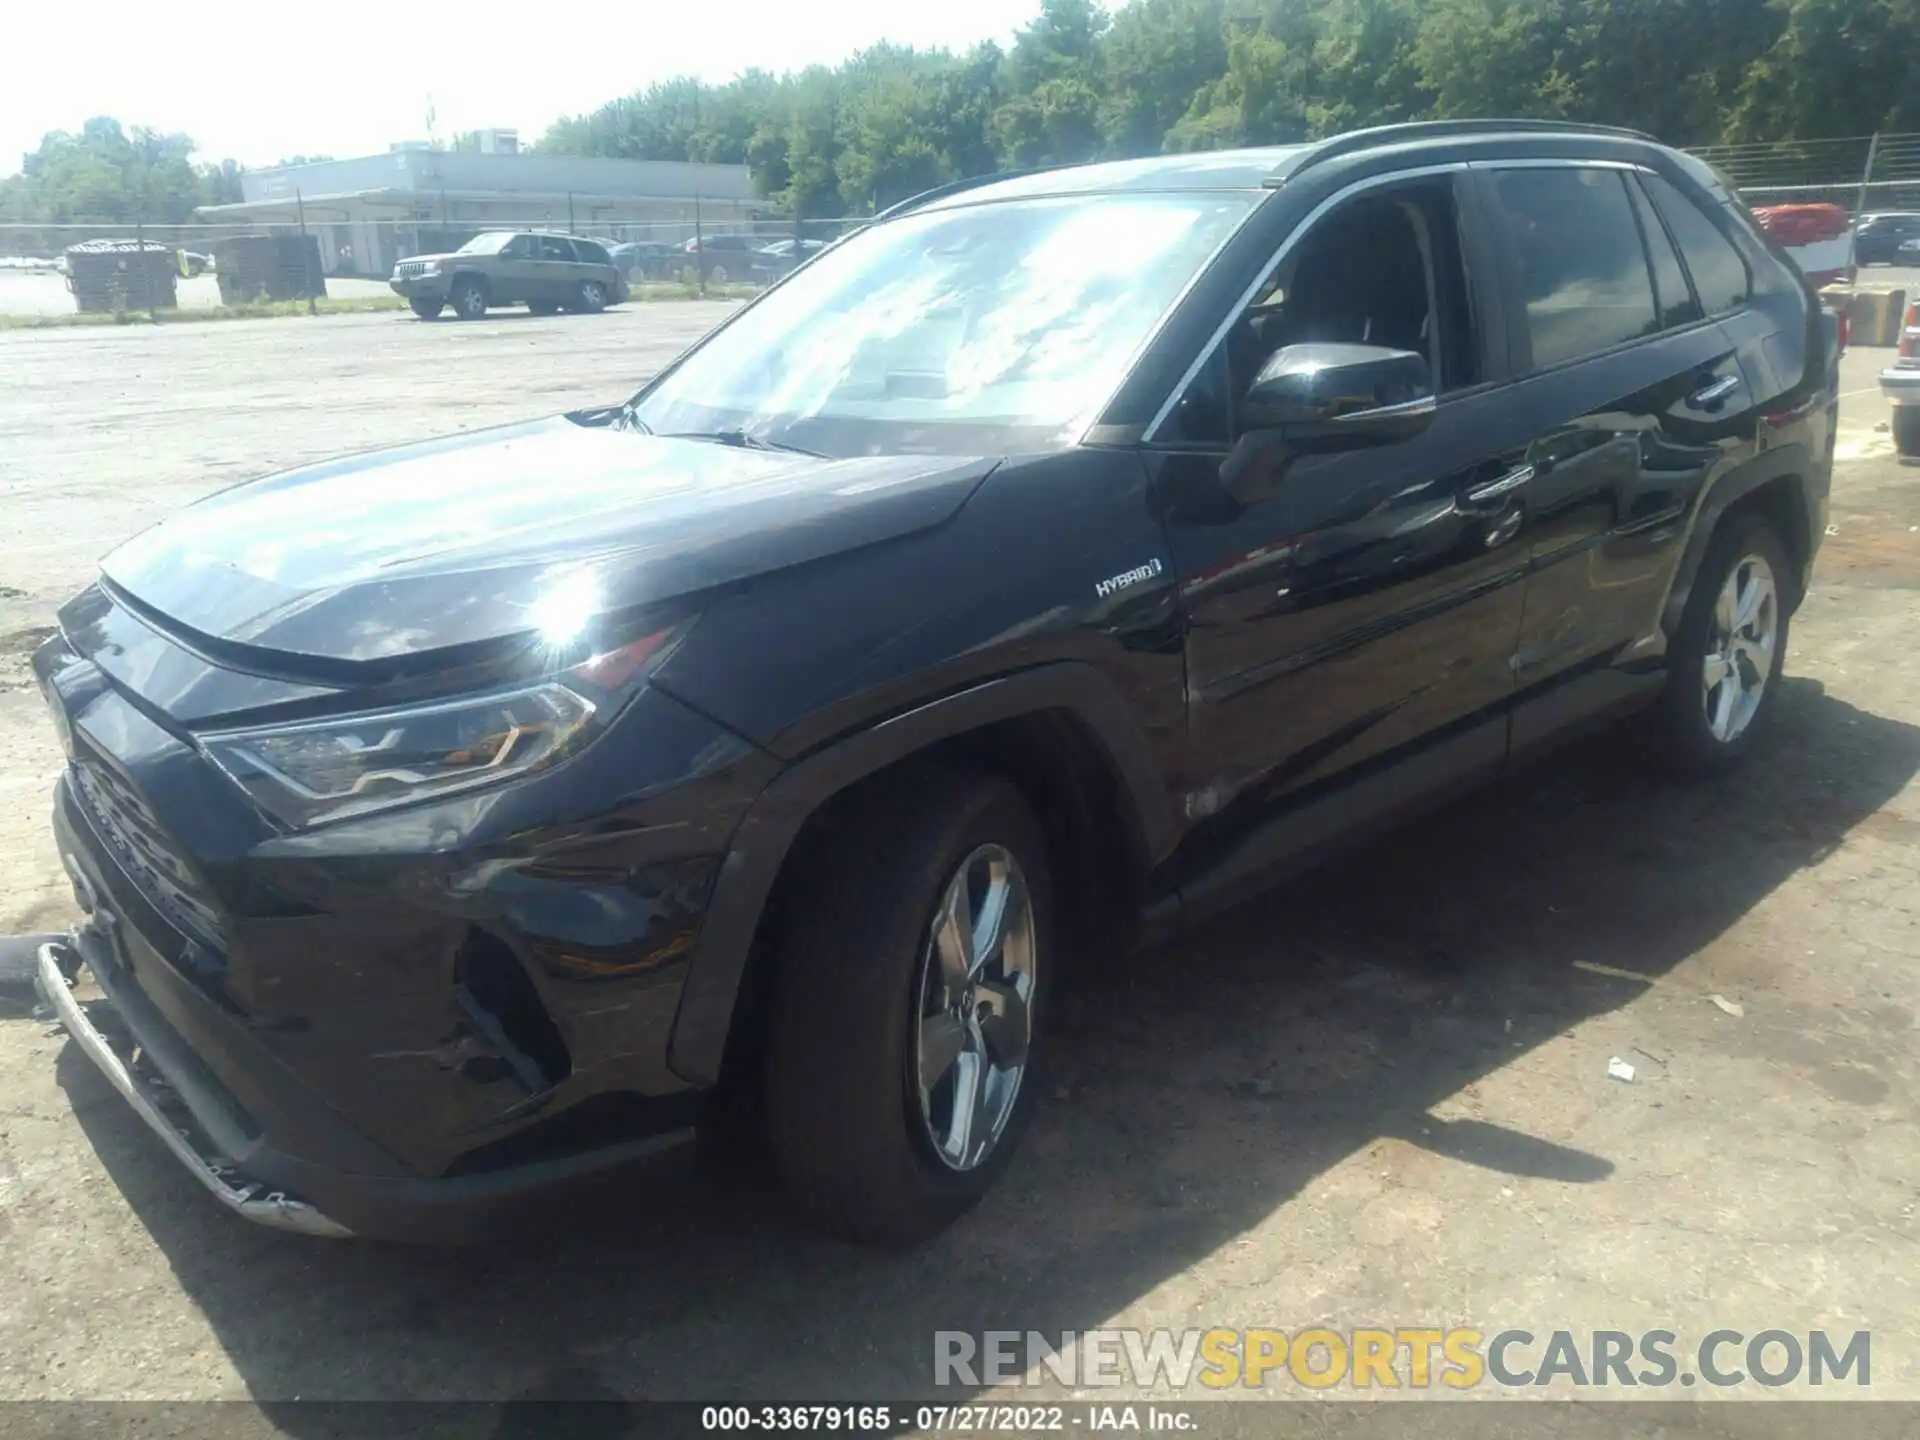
[663,428,827,458]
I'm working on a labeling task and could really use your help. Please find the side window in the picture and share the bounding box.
[574,240,610,265]
[1489,168,1658,370]
[1158,180,1475,447]
[1640,172,1750,317]
[498,235,535,260]
[537,236,578,262]
[1626,175,1703,329]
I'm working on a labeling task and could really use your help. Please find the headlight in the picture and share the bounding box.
[202,683,595,829]
[417,260,441,276]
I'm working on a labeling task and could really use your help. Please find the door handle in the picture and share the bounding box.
[1690,375,1741,409]
[1464,463,1535,506]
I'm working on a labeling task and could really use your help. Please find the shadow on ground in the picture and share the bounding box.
[55,678,1920,1416]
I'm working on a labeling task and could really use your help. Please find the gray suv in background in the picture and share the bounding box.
[390,232,629,319]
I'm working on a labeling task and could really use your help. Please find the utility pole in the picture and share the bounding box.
[1854,133,1883,224]
[297,188,316,314]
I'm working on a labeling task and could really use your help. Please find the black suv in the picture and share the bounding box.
[32,122,1836,1246]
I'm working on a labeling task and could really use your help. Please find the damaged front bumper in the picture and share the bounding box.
[35,925,352,1238]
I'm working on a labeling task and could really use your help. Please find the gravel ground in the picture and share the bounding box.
[0,311,1916,1422]
[0,271,397,317]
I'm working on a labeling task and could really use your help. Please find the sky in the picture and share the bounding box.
[1,0,1043,176]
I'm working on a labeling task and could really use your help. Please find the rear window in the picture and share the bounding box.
[1490,167,1659,370]
[1627,176,1703,329]
[1642,173,1750,317]
[574,240,611,265]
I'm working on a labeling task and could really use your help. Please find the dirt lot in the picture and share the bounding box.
[0,309,1917,1419]
[0,270,398,317]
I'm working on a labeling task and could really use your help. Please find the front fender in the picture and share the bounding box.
[664,662,1177,1087]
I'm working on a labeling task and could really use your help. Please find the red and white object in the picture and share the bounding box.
[1751,203,1855,288]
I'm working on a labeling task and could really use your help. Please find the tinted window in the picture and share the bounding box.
[573,240,611,265]
[498,235,535,260]
[1627,176,1702,328]
[1490,168,1658,370]
[537,236,577,262]
[1641,173,1749,316]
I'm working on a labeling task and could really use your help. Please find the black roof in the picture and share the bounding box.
[905,120,1661,216]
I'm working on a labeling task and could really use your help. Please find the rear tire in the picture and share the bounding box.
[1644,513,1791,776]
[1894,407,1920,459]
[408,297,443,320]
[574,280,607,314]
[449,277,488,320]
[765,769,1052,1245]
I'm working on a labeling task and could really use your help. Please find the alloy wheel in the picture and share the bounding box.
[912,844,1037,1173]
[1702,552,1777,744]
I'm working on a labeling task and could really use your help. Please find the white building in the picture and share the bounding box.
[197,149,761,276]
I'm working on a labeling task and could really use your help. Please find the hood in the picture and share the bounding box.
[100,417,997,668]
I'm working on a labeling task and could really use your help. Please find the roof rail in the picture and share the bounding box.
[1270,118,1659,186]
[869,167,1052,223]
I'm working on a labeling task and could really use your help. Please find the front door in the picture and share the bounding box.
[493,233,540,303]
[1147,172,1530,839]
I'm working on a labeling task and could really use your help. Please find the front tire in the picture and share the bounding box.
[1894,407,1920,459]
[765,769,1052,1245]
[1646,513,1791,775]
[408,297,443,320]
[449,278,488,320]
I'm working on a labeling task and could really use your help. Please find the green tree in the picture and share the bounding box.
[1727,0,1920,143]
[531,0,1920,218]
[1100,0,1231,155]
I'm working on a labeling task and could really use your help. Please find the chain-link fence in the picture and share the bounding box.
[0,211,868,319]
[1690,131,1920,214]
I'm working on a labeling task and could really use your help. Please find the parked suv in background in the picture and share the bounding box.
[607,240,681,281]
[1855,212,1920,266]
[680,233,763,283]
[390,231,629,319]
[34,122,1835,1247]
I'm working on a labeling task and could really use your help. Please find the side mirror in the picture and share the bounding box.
[1222,343,1437,503]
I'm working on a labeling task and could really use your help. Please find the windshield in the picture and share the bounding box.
[628,191,1259,455]
[456,233,516,255]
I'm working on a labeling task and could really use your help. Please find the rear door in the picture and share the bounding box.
[532,235,580,303]
[1473,162,1759,751]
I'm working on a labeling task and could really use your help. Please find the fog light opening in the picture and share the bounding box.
[454,932,572,1093]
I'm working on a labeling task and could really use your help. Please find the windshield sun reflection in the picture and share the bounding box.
[627,190,1259,456]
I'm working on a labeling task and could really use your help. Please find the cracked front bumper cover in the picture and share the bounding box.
[35,928,352,1238]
